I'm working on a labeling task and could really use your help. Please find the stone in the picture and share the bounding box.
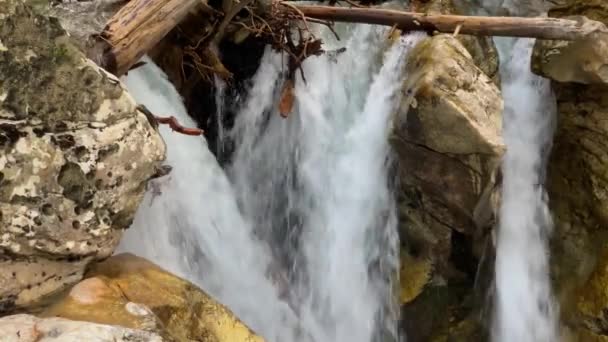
[409,0,500,83]
[532,17,608,84]
[41,253,264,342]
[0,314,165,342]
[399,251,432,305]
[397,35,504,155]
[391,33,503,341]
[0,0,166,312]
[532,0,608,338]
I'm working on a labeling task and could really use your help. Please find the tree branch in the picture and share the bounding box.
[285,4,608,40]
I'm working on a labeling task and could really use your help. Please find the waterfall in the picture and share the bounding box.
[118,24,424,342]
[492,37,559,341]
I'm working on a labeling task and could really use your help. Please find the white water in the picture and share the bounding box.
[119,25,424,342]
[492,37,559,341]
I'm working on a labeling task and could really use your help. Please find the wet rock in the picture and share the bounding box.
[532,0,608,338]
[42,253,264,342]
[532,17,608,84]
[391,33,503,341]
[0,0,166,312]
[0,314,164,342]
[398,251,432,305]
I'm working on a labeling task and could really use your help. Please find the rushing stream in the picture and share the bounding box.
[492,37,558,342]
[119,24,424,342]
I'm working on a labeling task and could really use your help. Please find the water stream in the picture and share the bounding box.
[119,24,424,342]
[492,36,559,342]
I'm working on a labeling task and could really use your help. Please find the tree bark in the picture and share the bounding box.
[288,4,608,41]
[92,0,201,76]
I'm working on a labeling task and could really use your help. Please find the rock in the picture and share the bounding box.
[399,250,433,306]
[531,0,608,338]
[397,35,504,155]
[41,253,264,342]
[0,0,166,312]
[549,0,608,23]
[564,246,608,340]
[548,70,608,342]
[0,314,165,342]
[409,0,500,83]
[532,17,608,84]
[391,33,503,341]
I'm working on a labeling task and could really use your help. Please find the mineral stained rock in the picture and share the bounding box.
[42,254,264,342]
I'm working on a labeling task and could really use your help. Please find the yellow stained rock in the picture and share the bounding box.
[399,251,433,305]
[42,253,264,342]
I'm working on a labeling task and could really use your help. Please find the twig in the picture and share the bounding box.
[453,23,462,36]
[136,104,203,136]
[155,116,204,136]
[212,0,256,45]
[341,0,365,8]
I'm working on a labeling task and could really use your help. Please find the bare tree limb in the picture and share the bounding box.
[285,4,608,40]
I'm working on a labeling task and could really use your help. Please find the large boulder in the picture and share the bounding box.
[0,0,166,312]
[41,254,264,342]
[391,33,504,341]
[532,17,608,84]
[0,314,164,342]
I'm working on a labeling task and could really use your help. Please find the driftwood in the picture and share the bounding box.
[287,4,607,41]
[92,0,200,76]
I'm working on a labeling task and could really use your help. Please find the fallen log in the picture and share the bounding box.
[91,0,200,76]
[287,4,608,41]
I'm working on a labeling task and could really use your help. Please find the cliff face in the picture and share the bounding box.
[531,1,608,340]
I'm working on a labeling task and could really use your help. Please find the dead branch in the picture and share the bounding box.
[155,116,205,136]
[283,4,608,40]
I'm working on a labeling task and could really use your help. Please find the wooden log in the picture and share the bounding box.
[93,0,200,76]
[288,4,608,41]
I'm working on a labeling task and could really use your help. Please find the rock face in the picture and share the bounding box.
[0,314,164,342]
[531,0,608,339]
[392,33,504,341]
[409,0,500,83]
[532,17,608,84]
[41,254,264,342]
[0,0,166,312]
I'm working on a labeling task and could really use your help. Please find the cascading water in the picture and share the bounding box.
[118,22,424,342]
[492,37,559,341]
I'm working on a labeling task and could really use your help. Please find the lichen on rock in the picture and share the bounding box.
[0,0,166,312]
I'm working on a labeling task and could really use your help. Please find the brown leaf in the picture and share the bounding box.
[279,79,296,118]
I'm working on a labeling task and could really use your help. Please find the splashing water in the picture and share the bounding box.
[119,24,425,342]
[492,37,559,342]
